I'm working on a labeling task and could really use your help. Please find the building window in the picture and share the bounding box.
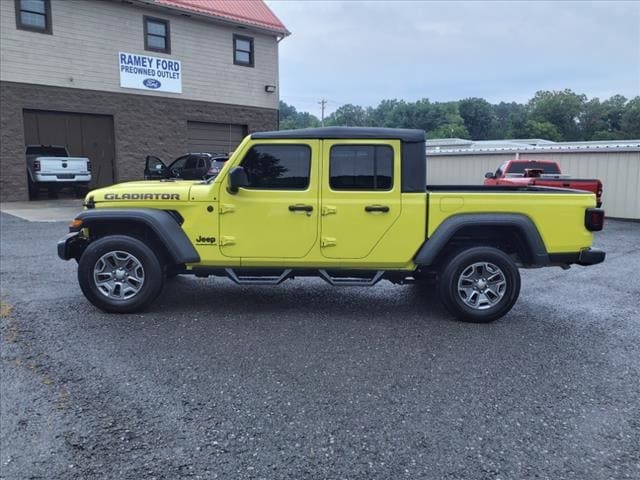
[15,0,52,34]
[240,145,311,189]
[144,16,170,54]
[330,145,394,190]
[233,34,254,67]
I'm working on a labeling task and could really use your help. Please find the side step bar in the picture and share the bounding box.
[202,268,389,287]
[224,268,292,285]
[318,269,385,287]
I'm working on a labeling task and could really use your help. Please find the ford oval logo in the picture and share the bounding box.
[143,78,161,89]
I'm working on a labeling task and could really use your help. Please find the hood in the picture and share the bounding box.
[87,180,197,204]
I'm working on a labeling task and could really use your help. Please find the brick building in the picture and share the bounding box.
[0,0,289,200]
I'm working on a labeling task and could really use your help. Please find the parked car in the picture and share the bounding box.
[484,159,603,206]
[26,145,91,199]
[58,127,605,323]
[144,153,229,181]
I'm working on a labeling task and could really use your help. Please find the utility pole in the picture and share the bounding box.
[319,98,328,126]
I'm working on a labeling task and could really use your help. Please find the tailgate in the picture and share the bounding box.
[38,157,90,174]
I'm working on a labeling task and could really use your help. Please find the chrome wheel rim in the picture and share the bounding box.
[93,251,145,300]
[457,262,507,310]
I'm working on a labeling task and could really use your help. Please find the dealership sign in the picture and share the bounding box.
[119,52,182,94]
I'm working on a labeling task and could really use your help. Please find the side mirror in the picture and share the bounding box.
[484,172,495,179]
[228,166,249,194]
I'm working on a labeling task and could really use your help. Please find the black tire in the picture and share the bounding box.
[165,268,180,279]
[438,246,521,323]
[74,186,88,199]
[27,175,38,200]
[77,235,165,313]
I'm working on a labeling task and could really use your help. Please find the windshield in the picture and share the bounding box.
[26,146,68,157]
[508,161,560,174]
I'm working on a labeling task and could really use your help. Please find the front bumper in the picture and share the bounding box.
[57,232,87,260]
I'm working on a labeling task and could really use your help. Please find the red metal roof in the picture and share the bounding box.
[154,0,289,35]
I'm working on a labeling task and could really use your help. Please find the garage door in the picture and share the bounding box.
[23,110,115,189]
[187,121,246,154]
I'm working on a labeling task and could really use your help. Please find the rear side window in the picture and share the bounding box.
[26,146,67,156]
[240,145,311,189]
[330,145,393,190]
[184,156,198,169]
[508,161,560,174]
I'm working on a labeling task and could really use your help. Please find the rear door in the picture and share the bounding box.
[179,155,201,179]
[320,140,401,259]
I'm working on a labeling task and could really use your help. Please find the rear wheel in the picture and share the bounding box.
[27,174,38,200]
[78,235,164,313]
[74,185,89,198]
[438,247,520,323]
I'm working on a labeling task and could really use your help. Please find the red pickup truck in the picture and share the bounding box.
[484,160,603,207]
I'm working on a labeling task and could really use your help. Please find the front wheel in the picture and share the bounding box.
[438,247,521,323]
[77,235,165,313]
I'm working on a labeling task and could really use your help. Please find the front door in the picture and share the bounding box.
[320,140,401,259]
[144,155,168,180]
[218,141,319,259]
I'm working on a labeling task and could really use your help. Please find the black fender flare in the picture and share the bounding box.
[414,213,549,267]
[76,208,200,264]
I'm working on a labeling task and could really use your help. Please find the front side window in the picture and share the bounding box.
[15,0,51,33]
[330,145,393,190]
[144,16,170,53]
[233,34,254,67]
[169,155,189,171]
[240,145,311,189]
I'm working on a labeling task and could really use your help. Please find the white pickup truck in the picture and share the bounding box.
[26,145,92,199]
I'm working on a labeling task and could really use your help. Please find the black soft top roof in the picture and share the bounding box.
[252,127,425,143]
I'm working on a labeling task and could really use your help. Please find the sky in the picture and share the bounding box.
[267,0,640,118]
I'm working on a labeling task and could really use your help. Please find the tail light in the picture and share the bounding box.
[585,208,605,231]
[87,160,92,172]
[33,160,41,172]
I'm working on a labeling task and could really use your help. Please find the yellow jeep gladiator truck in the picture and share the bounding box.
[58,127,605,322]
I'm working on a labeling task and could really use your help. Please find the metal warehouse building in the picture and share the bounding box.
[0,0,289,201]
[426,139,640,219]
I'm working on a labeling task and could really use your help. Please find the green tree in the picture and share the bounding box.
[580,98,608,140]
[514,120,562,141]
[325,104,368,126]
[427,123,470,139]
[279,101,320,130]
[489,102,527,139]
[282,92,639,140]
[528,89,586,141]
[620,97,640,138]
[602,94,628,132]
[459,97,493,140]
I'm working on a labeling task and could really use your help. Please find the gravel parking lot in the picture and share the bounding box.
[1,212,638,480]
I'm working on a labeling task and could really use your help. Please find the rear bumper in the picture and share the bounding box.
[34,173,91,183]
[548,248,606,267]
[578,247,606,266]
[57,232,87,260]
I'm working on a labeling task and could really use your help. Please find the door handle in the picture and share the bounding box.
[365,205,389,213]
[288,204,313,212]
